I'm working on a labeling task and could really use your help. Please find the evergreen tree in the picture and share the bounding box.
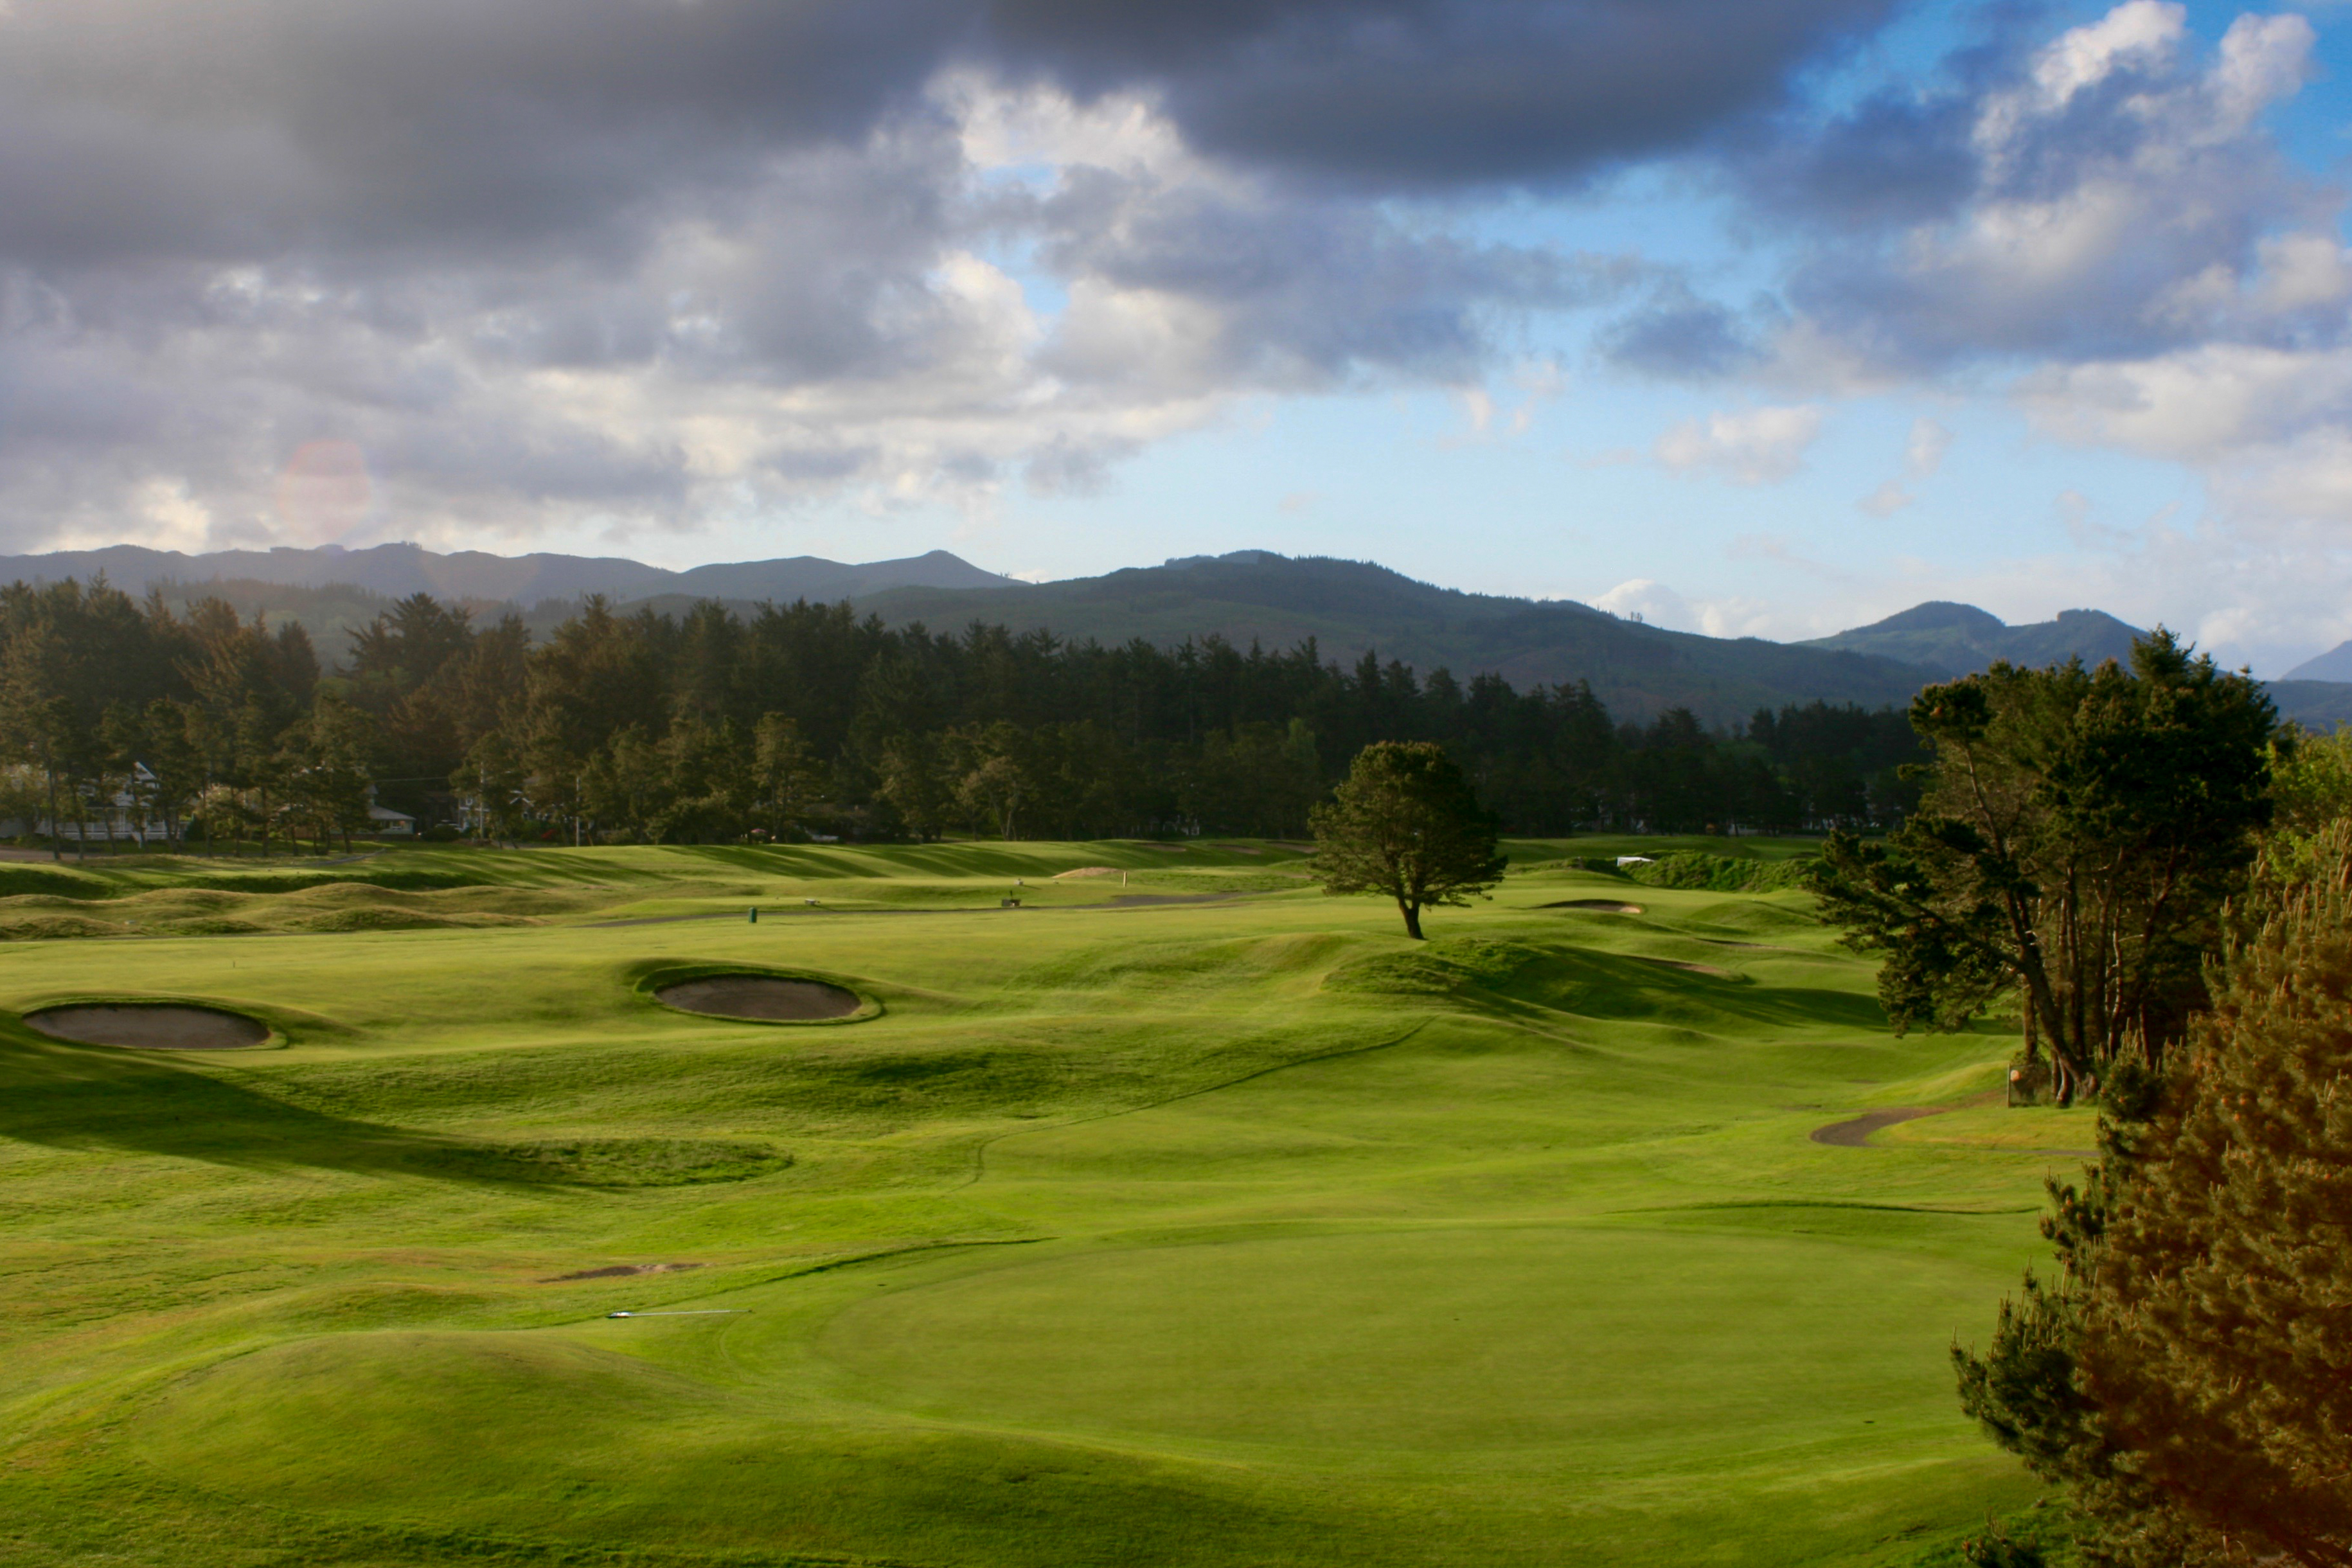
[1953,826,2352,1567]
[1813,632,2274,1103]
[0,572,1956,846]
[2076,824,2352,1567]
[1,619,78,859]
[751,713,824,839]
[291,693,380,851]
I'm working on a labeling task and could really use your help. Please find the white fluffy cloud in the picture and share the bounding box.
[1655,404,1824,485]
[1777,4,2339,370]
[1588,576,1787,641]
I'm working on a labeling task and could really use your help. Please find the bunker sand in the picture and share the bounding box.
[23,1003,267,1050]
[654,976,860,1020]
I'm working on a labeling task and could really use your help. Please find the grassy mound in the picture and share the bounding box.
[0,866,111,899]
[1321,936,1542,996]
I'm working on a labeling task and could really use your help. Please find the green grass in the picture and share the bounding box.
[0,837,2069,1567]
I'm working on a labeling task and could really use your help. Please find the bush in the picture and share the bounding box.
[1620,852,1815,893]
[1959,1523,2045,1568]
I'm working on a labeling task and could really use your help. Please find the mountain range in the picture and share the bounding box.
[0,541,1011,605]
[6,541,2347,730]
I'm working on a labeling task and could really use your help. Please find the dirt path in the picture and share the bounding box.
[1810,1091,2095,1156]
[1809,1107,1951,1146]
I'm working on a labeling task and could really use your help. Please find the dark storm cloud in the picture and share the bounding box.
[0,0,1913,551]
[0,0,965,268]
[0,0,1899,276]
[1736,89,1982,231]
[982,0,1898,188]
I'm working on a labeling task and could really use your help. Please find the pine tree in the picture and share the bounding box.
[2079,824,2352,1567]
[751,713,823,840]
[1954,826,2352,1567]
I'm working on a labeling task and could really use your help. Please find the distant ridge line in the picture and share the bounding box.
[0,541,1015,606]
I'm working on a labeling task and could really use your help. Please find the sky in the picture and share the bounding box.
[3,1,2350,673]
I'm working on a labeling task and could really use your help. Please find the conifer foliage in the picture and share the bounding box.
[2080,823,2352,1567]
[1956,825,2352,1568]
[0,574,1930,846]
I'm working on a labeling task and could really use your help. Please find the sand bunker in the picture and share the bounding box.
[1540,899,1645,914]
[542,1262,702,1283]
[24,1003,268,1050]
[655,976,861,1021]
[1053,866,1121,880]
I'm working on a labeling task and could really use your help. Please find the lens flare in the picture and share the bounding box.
[273,439,371,544]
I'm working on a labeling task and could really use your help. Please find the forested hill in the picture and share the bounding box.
[851,554,1935,726]
[0,574,1931,843]
[9,542,2349,731]
[1800,600,2144,676]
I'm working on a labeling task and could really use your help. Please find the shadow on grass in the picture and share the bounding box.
[0,1024,745,1188]
[1333,938,1887,1035]
[1478,946,1878,1033]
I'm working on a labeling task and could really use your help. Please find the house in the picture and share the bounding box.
[364,785,415,835]
[1,763,177,846]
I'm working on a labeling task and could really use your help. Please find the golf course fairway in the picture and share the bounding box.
[0,838,2084,1567]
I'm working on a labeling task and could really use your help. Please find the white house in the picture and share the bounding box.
[0,763,178,846]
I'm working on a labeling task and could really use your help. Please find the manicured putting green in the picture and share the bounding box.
[815,1225,1994,1456]
[654,975,860,1020]
[22,1002,267,1050]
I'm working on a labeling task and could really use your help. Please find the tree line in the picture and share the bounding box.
[0,576,1923,849]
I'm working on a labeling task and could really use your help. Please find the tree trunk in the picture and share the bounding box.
[1398,898,1424,940]
[44,760,58,862]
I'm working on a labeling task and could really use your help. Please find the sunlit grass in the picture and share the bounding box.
[0,838,2060,1567]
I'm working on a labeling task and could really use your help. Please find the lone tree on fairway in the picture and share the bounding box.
[1812,631,2274,1105]
[1312,740,1506,940]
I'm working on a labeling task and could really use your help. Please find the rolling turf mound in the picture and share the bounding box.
[0,837,2085,1568]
